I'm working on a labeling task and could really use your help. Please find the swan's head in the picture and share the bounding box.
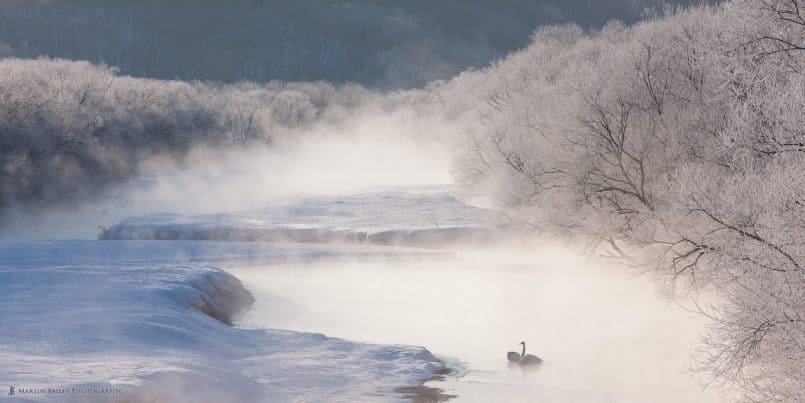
[519,341,525,345]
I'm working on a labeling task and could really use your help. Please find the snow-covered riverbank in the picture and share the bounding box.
[0,240,445,402]
[98,190,508,248]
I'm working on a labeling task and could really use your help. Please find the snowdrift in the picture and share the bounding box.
[0,241,445,402]
[100,191,510,248]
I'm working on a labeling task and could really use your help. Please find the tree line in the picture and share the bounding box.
[0,58,369,212]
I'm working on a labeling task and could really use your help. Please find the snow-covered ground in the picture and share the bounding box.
[99,190,508,247]
[0,240,445,402]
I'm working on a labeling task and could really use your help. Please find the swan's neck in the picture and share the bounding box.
[521,343,526,356]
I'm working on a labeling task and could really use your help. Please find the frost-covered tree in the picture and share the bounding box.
[428,1,805,400]
[0,58,365,212]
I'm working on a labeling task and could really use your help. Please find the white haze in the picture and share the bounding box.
[0,105,457,239]
[134,108,455,211]
[232,244,730,402]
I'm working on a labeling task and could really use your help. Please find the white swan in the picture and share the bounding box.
[507,349,521,363]
[506,341,543,366]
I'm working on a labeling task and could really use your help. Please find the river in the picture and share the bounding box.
[231,244,727,402]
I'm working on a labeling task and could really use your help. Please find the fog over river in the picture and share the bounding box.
[233,244,729,402]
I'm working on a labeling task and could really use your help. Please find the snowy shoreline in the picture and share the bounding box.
[0,240,447,402]
[97,191,511,249]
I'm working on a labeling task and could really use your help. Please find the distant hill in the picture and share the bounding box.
[0,0,712,88]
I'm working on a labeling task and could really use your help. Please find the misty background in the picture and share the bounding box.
[0,0,712,216]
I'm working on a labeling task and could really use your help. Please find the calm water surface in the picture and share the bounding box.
[232,247,727,402]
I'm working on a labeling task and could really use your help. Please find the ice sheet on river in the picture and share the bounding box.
[0,241,444,402]
[99,190,508,247]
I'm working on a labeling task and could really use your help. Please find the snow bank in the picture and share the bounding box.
[0,241,444,402]
[99,191,509,247]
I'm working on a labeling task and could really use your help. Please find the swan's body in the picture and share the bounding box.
[506,341,543,366]
[519,354,543,365]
